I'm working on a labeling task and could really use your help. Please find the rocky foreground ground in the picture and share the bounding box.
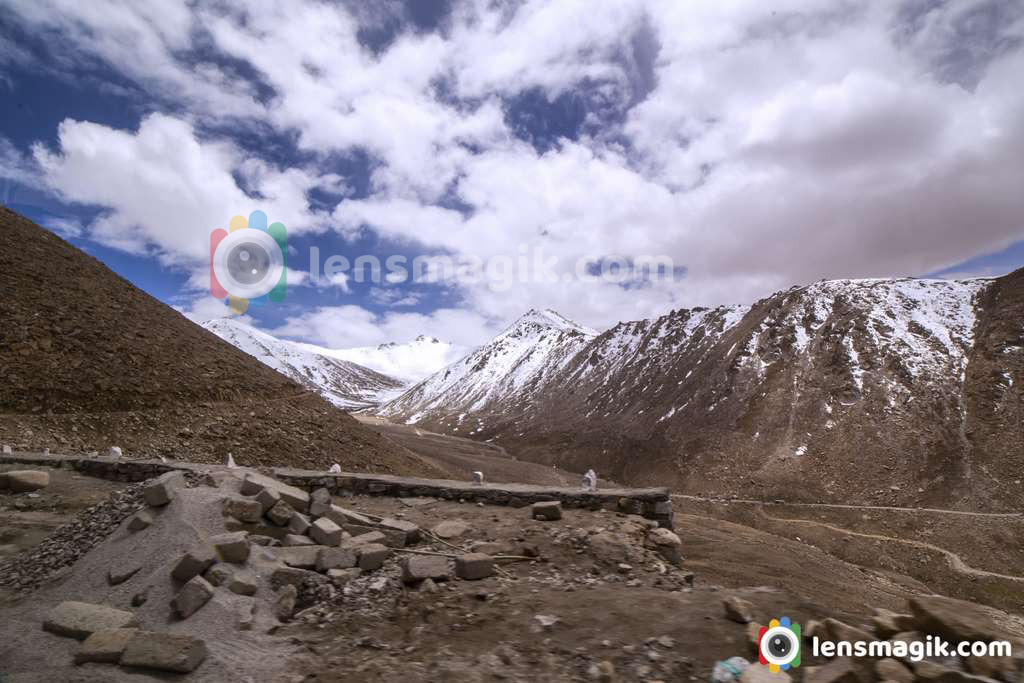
[1,465,1023,682]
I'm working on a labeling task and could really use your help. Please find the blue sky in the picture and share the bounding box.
[2,1,1022,349]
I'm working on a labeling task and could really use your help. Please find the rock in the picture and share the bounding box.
[310,488,332,517]
[227,570,259,596]
[204,563,234,587]
[171,576,214,619]
[588,660,616,682]
[357,543,391,571]
[805,658,860,683]
[531,501,562,521]
[238,600,257,631]
[171,545,217,582]
[4,470,49,493]
[142,471,185,507]
[432,519,472,539]
[327,568,361,584]
[256,487,281,513]
[740,665,792,683]
[420,577,440,593]
[126,510,153,532]
[873,609,911,639]
[107,561,142,586]
[876,658,914,683]
[267,499,296,526]
[289,512,311,536]
[249,534,280,547]
[723,596,755,624]
[277,545,325,570]
[317,547,358,572]
[455,553,495,580]
[345,525,406,547]
[324,504,375,527]
[240,472,310,512]
[310,517,344,546]
[131,588,149,607]
[346,530,388,547]
[223,496,263,523]
[120,631,208,673]
[908,595,1022,643]
[402,555,452,583]
[469,541,509,555]
[270,566,323,590]
[824,618,877,644]
[43,601,138,640]
[914,661,996,683]
[283,533,316,547]
[74,628,139,664]
[1,444,11,455]
[648,527,683,564]
[212,531,251,563]
[378,517,421,544]
[963,653,1018,680]
[275,585,298,621]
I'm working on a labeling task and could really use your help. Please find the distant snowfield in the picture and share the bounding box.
[307,336,469,383]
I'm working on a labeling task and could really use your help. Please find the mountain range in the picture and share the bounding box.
[376,273,1024,510]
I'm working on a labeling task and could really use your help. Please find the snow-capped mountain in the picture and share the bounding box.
[201,319,406,409]
[377,309,596,432]
[310,335,467,383]
[377,271,1024,510]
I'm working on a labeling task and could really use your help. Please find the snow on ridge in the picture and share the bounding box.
[308,336,468,383]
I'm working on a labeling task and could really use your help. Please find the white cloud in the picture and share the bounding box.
[175,294,253,325]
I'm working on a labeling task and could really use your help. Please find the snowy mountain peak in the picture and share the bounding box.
[201,319,405,409]
[315,335,468,384]
[504,308,597,336]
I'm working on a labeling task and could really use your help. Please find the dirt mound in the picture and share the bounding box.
[0,208,439,475]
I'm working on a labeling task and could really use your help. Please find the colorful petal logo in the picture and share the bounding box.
[210,210,287,314]
[758,617,801,672]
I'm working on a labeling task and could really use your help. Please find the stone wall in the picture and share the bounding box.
[0,451,673,527]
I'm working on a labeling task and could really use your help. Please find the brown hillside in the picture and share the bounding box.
[0,207,441,475]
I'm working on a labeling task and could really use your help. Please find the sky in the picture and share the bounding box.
[2,0,1023,350]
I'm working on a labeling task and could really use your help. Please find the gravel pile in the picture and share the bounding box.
[0,483,145,592]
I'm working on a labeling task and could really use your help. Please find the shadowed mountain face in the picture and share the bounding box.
[380,274,1024,510]
[0,207,440,475]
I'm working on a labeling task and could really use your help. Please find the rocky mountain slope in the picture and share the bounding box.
[315,335,468,383]
[0,207,441,476]
[378,274,1024,510]
[201,318,405,409]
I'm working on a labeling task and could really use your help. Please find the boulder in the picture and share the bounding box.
[432,520,472,539]
[327,568,361,584]
[256,487,281,514]
[276,545,325,570]
[310,488,332,517]
[345,530,388,547]
[805,658,860,683]
[142,471,185,507]
[317,547,358,572]
[204,563,234,587]
[223,496,263,523]
[126,510,153,532]
[723,596,754,624]
[310,517,343,546]
[238,600,257,631]
[344,524,405,547]
[378,517,421,545]
[270,566,325,591]
[289,512,311,536]
[402,555,451,583]
[211,531,251,563]
[823,618,876,644]
[267,500,296,527]
[240,473,310,513]
[455,553,494,580]
[171,576,214,619]
[648,527,683,565]
[74,628,139,664]
[43,602,138,640]
[531,501,562,521]
[107,561,142,586]
[171,545,217,582]
[227,571,259,596]
[4,470,50,493]
[873,609,910,639]
[283,534,316,547]
[908,595,1022,643]
[324,504,376,527]
[875,658,914,683]
[120,631,208,673]
[357,543,391,571]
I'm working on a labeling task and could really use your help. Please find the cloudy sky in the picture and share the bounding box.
[2,0,1023,349]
